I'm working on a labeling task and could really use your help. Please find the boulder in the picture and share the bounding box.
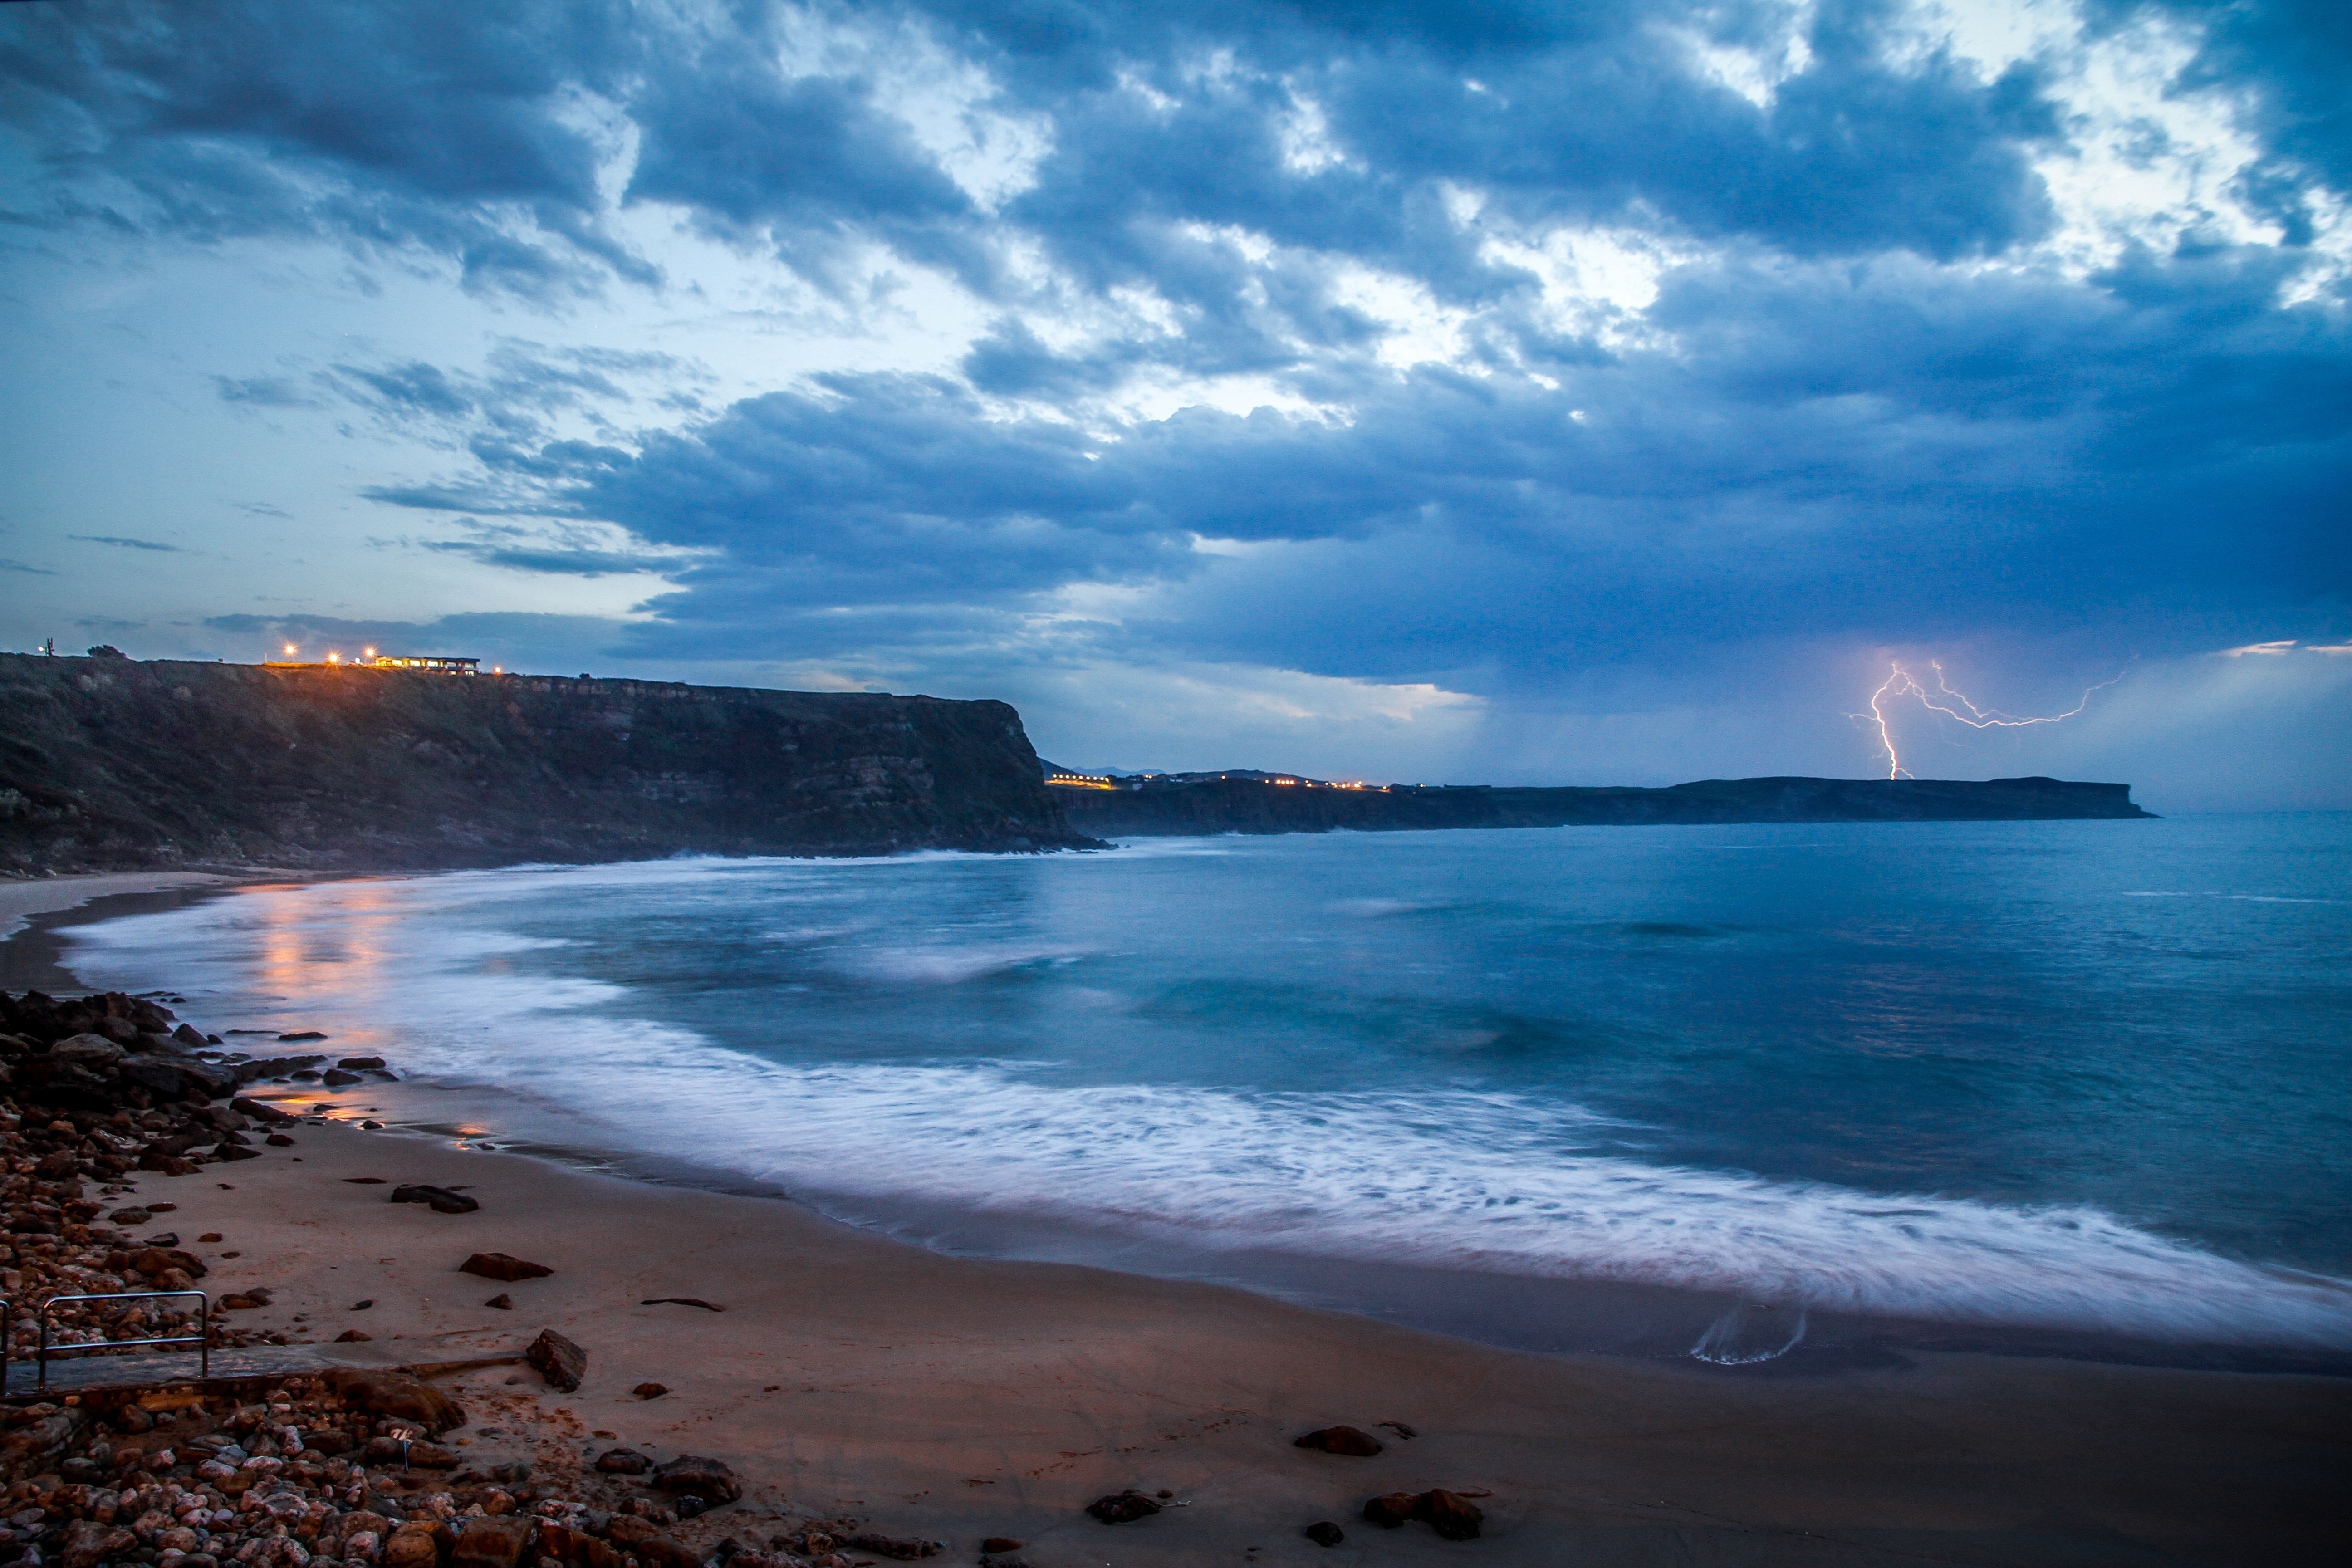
[1361,1493,1419,1530]
[326,1368,467,1434]
[383,1521,446,1568]
[453,1513,537,1563]
[633,1537,701,1568]
[1416,1489,1485,1541]
[51,1034,126,1068]
[632,1382,669,1399]
[339,1055,388,1070]
[173,1059,241,1098]
[393,1184,480,1214]
[461,1252,550,1281]
[527,1328,588,1392]
[1085,1491,1162,1525]
[213,1143,261,1162]
[484,1293,513,1310]
[652,1453,742,1503]
[1303,1521,1345,1548]
[323,1068,363,1087]
[133,1246,207,1279]
[121,1058,189,1098]
[231,1095,296,1122]
[1294,1425,1383,1457]
[980,1540,1025,1555]
[594,1447,651,1475]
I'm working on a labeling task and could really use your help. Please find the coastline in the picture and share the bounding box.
[9,880,2349,1563]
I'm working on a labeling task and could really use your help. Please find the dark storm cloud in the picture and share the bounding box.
[11,0,2347,699]
[435,233,2337,680]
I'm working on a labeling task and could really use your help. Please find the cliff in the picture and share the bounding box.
[0,653,1096,874]
[1054,774,2155,836]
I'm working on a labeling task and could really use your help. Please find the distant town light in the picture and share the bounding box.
[284,644,297,655]
[327,652,340,663]
[364,647,376,658]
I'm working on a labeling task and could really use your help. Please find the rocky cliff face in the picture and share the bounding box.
[1056,774,2155,837]
[0,654,1095,873]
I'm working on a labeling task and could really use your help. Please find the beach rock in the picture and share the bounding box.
[528,1328,588,1392]
[1294,1425,1384,1456]
[980,1540,1025,1554]
[52,1034,127,1068]
[461,1252,549,1281]
[1085,1491,1162,1525]
[383,1521,445,1568]
[633,1536,701,1568]
[122,1058,190,1098]
[450,1514,537,1568]
[640,1296,724,1311]
[336,1329,373,1343]
[653,1452,742,1503]
[1416,1489,1485,1540]
[279,1031,328,1042]
[173,1059,241,1098]
[339,1056,387,1070]
[134,1245,208,1279]
[323,1069,363,1087]
[842,1533,944,1559]
[172,1024,208,1047]
[406,1441,461,1469]
[215,1141,262,1161]
[1362,1493,1419,1529]
[1303,1521,1345,1548]
[632,1382,669,1399]
[484,1292,513,1310]
[59,1519,138,1568]
[231,1095,295,1122]
[606,1515,662,1545]
[595,1447,651,1475]
[108,1205,152,1225]
[393,1183,480,1214]
[327,1368,467,1433]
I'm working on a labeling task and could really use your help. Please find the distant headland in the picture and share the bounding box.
[1041,763,2156,835]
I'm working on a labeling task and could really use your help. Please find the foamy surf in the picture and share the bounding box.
[55,830,2352,1356]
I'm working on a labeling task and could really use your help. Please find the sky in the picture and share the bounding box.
[1,0,2346,810]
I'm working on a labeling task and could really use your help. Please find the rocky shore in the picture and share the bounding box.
[0,989,956,1568]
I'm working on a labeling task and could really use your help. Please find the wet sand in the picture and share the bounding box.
[119,1114,2348,1566]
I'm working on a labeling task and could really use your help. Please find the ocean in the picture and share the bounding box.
[54,813,2352,1368]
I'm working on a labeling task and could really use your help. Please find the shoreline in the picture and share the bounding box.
[73,1101,2352,1565]
[7,879,2350,1561]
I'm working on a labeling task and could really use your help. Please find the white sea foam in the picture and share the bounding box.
[59,862,2352,1352]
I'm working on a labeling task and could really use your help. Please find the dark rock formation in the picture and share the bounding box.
[0,652,1096,873]
[1294,1425,1384,1456]
[527,1327,589,1392]
[1058,773,2155,837]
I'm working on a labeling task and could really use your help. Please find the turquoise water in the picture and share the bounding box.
[62,814,2352,1360]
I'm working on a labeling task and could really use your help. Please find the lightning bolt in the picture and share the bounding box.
[1854,661,2126,779]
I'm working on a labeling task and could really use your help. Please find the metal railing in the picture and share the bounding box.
[32,1290,210,1392]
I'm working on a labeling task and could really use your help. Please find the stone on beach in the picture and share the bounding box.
[461,1250,552,1280]
[394,1182,480,1213]
[1303,1520,1346,1547]
[1362,1491,1419,1529]
[1418,1488,1486,1539]
[327,1367,468,1433]
[1294,1423,1383,1456]
[528,1326,589,1392]
[1085,1490,1163,1524]
[485,1291,514,1309]
[653,1452,743,1502]
[633,1381,670,1398]
[843,1531,946,1558]
[595,1446,652,1474]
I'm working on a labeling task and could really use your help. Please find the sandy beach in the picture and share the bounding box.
[110,1112,2345,1566]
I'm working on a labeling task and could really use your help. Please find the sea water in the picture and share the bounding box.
[57,814,2352,1364]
